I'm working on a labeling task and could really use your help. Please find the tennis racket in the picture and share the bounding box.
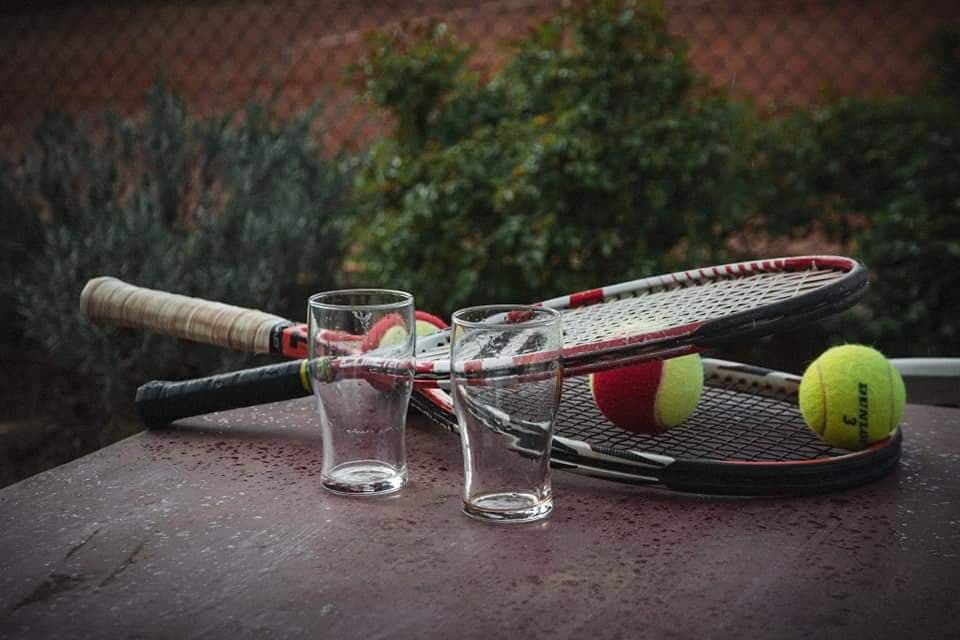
[136,358,902,495]
[82,255,867,388]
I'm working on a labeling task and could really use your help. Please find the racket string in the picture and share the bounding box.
[551,376,842,462]
[413,267,851,375]
[412,359,851,468]
[409,356,900,493]
[556,269,847,350]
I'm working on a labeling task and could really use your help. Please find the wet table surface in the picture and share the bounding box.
[1,400,958,640]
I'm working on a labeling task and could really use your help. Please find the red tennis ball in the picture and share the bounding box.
[588,354,704,434]
[362,310,448,352]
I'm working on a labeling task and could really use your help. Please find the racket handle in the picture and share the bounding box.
[136,360,311,428]
[81,277,289,354]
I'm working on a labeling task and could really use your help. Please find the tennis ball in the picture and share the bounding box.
[798,345,906,450]
[413,311,447,336]
[362,311,447,351]
[589,354,704,434]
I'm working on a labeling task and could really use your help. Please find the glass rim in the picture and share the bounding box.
[452,304,561,330]
[308,288,414,311]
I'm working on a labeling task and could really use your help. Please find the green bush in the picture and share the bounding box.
[754,26,960,358]
[348,0,760,315]
[6,86,351,405]
[0,165,42,344]
[810,95,960,356]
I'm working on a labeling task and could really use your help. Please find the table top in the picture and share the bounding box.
[1,400,959,640]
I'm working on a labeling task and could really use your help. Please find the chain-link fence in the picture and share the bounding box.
[1,0,956,156]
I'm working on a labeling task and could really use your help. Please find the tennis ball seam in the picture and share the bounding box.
[652,355,703,429]
[652,359,676,428]
[653,378,666,428]
[814,362,826,436]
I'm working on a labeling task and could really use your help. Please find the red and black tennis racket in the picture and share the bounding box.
[135,357,902,495]
[82,255,867,388]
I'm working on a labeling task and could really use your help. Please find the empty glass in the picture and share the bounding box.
[308,289,415,496]
[450,305,563,523]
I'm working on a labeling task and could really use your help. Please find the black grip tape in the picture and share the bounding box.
[136,360,310,428]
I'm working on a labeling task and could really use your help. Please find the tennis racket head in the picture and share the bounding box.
[411,357,901,496]
[82,256,867,387]
[412,255,867,385]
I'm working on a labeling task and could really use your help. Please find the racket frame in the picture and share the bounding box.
[82,255,868,388]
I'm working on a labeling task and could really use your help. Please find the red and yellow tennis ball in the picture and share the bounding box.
[413,310,447,335]
[798,344,906,450]
[589,354,704,434]
[362,310,447,351]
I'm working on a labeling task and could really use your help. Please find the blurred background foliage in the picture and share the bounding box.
[8,86,350,398]
[1,0,958,484]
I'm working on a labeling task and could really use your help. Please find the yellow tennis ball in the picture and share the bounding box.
[798,345,906,450]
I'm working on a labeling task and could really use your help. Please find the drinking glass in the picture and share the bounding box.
[450,305,563,523]
[308,289,415,496]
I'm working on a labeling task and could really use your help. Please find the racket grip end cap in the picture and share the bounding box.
[79,276,120,321]
[135,381,174,429]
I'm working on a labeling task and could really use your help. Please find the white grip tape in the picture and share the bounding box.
[80,277,287,354]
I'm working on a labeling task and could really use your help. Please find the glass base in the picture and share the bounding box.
[322,461,407,496]
[463,492,553,523]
